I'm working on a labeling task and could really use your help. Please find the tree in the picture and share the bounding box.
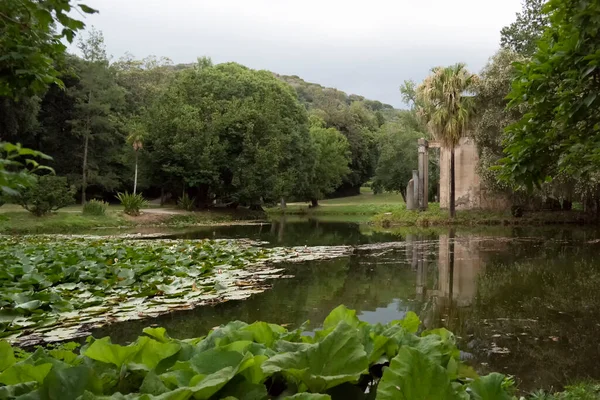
[474,49,527,193]
[306,117,351,206]
[68,29,125,204]
[417,63,477,218]
[148,61,312,207]
[372,124,421,201]
[500,0,600,210]
[0,0,97,98]
[126,120,146,195]
[13,175,75,216]
[500,0,549,56]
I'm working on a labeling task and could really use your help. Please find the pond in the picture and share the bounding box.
[87,218,600,392]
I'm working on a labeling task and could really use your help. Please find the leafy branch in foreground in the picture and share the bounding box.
[0,142,52,197]
[0,305,516,399]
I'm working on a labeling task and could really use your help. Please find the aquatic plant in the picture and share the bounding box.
[0,305,515,399]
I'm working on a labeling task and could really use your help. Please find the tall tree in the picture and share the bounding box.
[417,63,477,217]
[306,117,351,206]
[69,29,125,204]
[0,0,97,98]
[126,120,146,195]
[500,0,548,56]
[500,0,600,209]
[148,61,312,207]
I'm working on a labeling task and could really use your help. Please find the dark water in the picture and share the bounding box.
[93,219,600,392]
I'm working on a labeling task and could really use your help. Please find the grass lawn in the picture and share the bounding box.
[267,188,406,216]
[0,201,270,234]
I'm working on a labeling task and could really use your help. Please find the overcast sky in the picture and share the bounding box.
[79,0,522,108]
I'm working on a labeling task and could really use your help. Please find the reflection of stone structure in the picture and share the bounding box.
[437,234,483,307]
[430,137,510,210]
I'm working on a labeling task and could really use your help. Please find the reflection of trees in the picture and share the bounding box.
[421,231,600,392]
[95,253,420,344]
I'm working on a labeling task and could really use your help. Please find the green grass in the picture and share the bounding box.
[373,203,590,227]
[0,210,127,234]
[0,203,268,234]
[267,188,405,216]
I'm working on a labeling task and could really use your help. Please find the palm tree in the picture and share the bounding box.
[416,63,477,218]
[126,121,146,195]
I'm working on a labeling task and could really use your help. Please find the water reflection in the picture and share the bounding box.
[93,222,600,392]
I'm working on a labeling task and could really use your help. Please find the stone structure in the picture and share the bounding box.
[431,137,510,210]
[406,178,415,210]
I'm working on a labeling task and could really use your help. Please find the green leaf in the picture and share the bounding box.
[83,337,140,368]
[283,395,331,399]
[78,4,98,14]
[262,322,368,392]
[0,340,15,372]
[376,347,455,400]
[0,382,38,399]
[0,362,53,385]
[469,373,513,400]
[130,338,181,370]
[40,365,103,400]
[322,305,360,330]
[143,327,172,343]
[398,312,420,334]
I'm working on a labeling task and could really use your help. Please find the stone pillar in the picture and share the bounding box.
[406,179,415,210]
[412,170,419,208]
[418,138,429,211]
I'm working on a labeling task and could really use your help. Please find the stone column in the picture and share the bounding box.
[406,179,415,210]
[418,138,429,211]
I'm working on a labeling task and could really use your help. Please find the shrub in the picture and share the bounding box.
[177,192,196,211]
[83,199,108,216]
[116,192,147,216]
[13,175,75,216]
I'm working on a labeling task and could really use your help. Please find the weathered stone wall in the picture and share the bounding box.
[439,137,510,210]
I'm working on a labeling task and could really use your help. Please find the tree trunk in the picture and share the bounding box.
[449,147,456,218]
[310,198,319,208]
[160,187,165,206]
[81,133,89,205]
[448,228,455,299]
[133,151,139,195]
[280,197,286,208]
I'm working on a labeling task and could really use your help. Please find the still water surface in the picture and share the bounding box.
[93,218,600,392]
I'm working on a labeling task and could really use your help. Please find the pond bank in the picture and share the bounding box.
[372,207,590,227]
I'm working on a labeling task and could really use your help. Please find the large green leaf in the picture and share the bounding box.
[322,305,360,330]
[40,365,103,400]
[131,338,181,370]
[469,373,513,400]
[376,347,456,400]
[283,394,331,399]
[83,338,141,368]
[398,312,420,334]
[0,382,38,399]
[262,322,368,393]
[0,340,15,372]
[0,362,53,385]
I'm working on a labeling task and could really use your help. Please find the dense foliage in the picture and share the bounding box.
[0,237,271,343]
[500,0,548,57]
[0,0,97,98]
[12,175,75,216]
[0,143,51,198]
[83,199,109,216]
[0,305,515,399]
[500,0,600,202]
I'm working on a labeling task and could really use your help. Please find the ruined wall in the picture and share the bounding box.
[439,137,510,210]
